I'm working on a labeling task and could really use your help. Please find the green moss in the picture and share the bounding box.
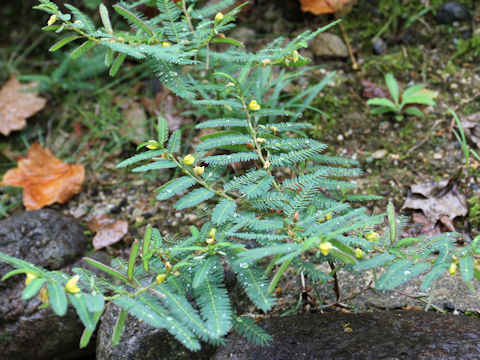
[468,196,480,229]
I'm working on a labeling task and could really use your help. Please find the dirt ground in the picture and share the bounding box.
[1,0,479,312]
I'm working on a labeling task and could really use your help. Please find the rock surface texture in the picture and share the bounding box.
[96,304,217,360]
[0,210,92,360]
[213,311,480,360]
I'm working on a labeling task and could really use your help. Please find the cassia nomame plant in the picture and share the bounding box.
[1,0,479,352]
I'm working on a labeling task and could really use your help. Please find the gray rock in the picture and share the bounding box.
[311,33,348,58]
[372,37,387,55]
[315,265,480,313]
[96,304,217,360]
[0,209,86,281]
[436,2,470,24]
[0,210,92,360]
[213,310,480,359]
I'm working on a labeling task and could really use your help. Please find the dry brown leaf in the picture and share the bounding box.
[459,112,480,149]
[360,79,390,100]
[0,76,46,136]
[299,0,353,14]
[89,214,128,250]
[402,181,468,230]
[1,142,84,210]
[117,98,148,146]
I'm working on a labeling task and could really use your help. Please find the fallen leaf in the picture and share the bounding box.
[88,214,129,250]
[142,88,183,131]
[117,98,148,145]
[459,112,480,149]
[360,79,390,100]
[299,0,354,14]
[0,76,46,136]
[1,143,84,210]
[402,181,468,230]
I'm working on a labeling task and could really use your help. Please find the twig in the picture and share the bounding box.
[334,14,359,70]
[392,289,445,313]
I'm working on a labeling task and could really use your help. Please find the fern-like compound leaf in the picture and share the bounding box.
[156,176,196,201]
[174,188,215,210]
[212,199,237,225]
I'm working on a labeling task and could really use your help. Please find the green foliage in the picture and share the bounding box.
[367,73,437,121]
[0,0,476,354]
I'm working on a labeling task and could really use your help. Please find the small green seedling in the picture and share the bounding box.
[367,73,437,121]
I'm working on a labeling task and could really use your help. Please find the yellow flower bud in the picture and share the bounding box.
[256,138,266,143]
[226,82,235,87]
[224,105,232,111]
[194,166,205,176]
[365,231,379,242]
[269,125,277,134]
[248,100,261,111]
[47,14,57,26]
[74,20,82,25]
[39,288,49,304]
[174,271,181,277]
[25,272,37,285]
[117,37,125,42]
[262,58,272,66]
[448,263,457,276]
[183,154,195,165]
[165,261,172,272]
[162,41,171,47]
[208,228,216,239]
[319,242,333,256]
[355,248,364,259]
[65,275,81,293]
[146,140,160,149]
[215,12,224,21]
[206,237,215,245]
[156,273,167,284]
[325,213,332,221]
[292,50,299,63]
[263,160,271,169]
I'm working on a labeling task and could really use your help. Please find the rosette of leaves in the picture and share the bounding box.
[0,0,476,353]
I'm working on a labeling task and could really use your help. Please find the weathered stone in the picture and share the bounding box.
[315,264,480,313]
[213,311,480,359]
[0,209,86,281]
[436,2,470,24]
[311,33,348,58]
[96,304,217,360]
[0,210,93,360]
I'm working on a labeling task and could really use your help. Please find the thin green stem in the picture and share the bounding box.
[267,258,293,294]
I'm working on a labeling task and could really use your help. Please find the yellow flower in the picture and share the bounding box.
[194,166,205,176]
[325,213,332,221]
[226,82,235,87]
[215,12,224,21]
[65,275,81,293]
[146,140,160,149]
[319,242,333,256]
[292,50,299,63]
[206,237,215,245]
[248,100,261,111]
[256,138,266,143]
[262,58,272,66]
[183,154,195,165]
[156,273,167,284]
[74,20,82,25]
[269,125,277,134]
[165,261,172,272]
[365,231,379,242]
[162,41,171,47]
[39,288,49,304]
[448,263,457,276]
[47,14,57,26]
[25,272,37,285]
[355,248,364,259]
[208,228,216,239]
